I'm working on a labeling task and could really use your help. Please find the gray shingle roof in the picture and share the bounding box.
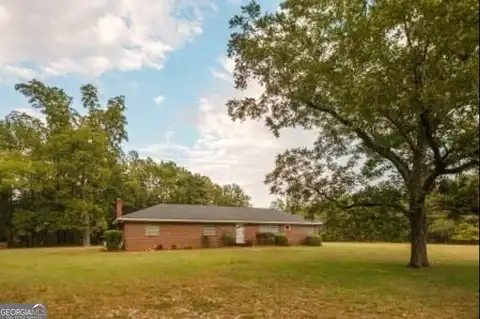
[116,204,322,225]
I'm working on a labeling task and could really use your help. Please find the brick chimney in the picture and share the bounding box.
[115,198,123,218]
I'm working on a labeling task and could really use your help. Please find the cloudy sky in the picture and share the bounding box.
[0,0,315,207]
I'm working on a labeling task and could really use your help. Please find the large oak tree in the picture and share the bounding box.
[226,0,478,267]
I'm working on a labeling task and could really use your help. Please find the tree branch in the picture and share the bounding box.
[381,110,416,151]
[403,14,445,173]
[311,187,409,216]
[423,158,479,193]
[420,110,444,168]
[303,100,410,181]
[442,159,480,175]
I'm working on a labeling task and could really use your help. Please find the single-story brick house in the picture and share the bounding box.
[113,200,322,251]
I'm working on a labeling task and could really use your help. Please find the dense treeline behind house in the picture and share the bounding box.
[271,172,479,244]
[0,80,252,247]
[1,80,477,248]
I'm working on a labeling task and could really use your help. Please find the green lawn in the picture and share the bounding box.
[0,243,478,318]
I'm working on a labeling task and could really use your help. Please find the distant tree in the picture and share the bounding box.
[215,184,252,207]
[452,216,479,242]
[269,195,306,215]
[13,80,128,246]
[431,172,479,219]
[227,0,478,267]
[269,199,285,211]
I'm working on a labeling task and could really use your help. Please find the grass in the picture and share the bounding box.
[0,243,478,318]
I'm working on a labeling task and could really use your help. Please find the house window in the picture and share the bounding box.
[144,224,160,236]
[284,224,291,231]
[307,227,316,235]
[259,225,280,233]
[203,225,216,236]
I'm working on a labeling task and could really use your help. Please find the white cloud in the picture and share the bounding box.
[209,56,235,83]
[154,95,165,105]
[210,69,233,83]
[136,57,317,208]
[13,108,46,124]
[2,65,41,81]
[0,0,214,80]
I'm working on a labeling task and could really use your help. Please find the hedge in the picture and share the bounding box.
[303,234,323,246]
[103,230,123,251]
[256,232,276,245]
[221,234,235,246]
[274,233,289,246]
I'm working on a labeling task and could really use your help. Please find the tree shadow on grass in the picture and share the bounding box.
[224,257,479,292]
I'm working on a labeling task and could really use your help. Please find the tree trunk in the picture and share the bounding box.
[83,227,91,247]
[408,201,430,268]
[83,214,91,247]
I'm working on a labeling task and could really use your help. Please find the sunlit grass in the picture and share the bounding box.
[0,243,477,318]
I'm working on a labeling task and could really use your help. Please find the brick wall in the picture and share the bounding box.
[123,222,318,251]
[123,223,230,251]
[284,225,318,244]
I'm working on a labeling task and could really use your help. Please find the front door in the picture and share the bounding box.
[235,224,245,244]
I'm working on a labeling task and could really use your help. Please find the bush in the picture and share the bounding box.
[201,235,211,248]
[171,244,177,250]
[221,234,235,246]
[304,234,323,246]
[274,233,289,246]
[256,232,276,245]
[103,230,123,251]
[155,244,163,250]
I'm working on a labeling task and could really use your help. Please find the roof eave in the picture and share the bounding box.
[115,217,323,226]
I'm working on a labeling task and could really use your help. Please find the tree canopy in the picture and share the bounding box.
[0,80,252,247]
[227,0,478,267]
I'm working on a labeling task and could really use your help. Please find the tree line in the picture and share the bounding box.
[271,172,479,244]
[0,80,251,247]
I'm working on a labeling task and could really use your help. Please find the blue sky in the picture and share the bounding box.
[0,0,315,207]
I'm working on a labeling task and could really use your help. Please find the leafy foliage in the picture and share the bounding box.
[256,232,276,245]
[430,173,479,219]
[452,216,479,243]
[227,0,478,267]
[221,234,235,246]
[103,230,123,251]
[274,232,289,246]
[303,234,323,247]
[0,80,252,247]
[320,203,410,243]
[271,173,479,244]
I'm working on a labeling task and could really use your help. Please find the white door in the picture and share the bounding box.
[235,224,245,244]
